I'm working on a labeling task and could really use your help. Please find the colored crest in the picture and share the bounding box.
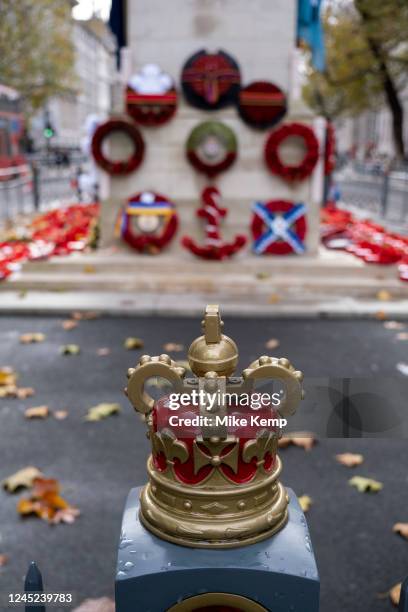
[115,191,178,253]
[251,200,307,255]
[126,64,177,126]
[181,49,241,109]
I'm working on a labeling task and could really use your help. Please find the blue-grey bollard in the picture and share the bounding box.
[115,487,320,612]
[25,561,46,612]
[399,577,408,612]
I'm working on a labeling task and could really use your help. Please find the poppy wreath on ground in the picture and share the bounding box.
[115,191,178,254]
[182,186,247,260]
[126,64,178,127]
[264,122,319,182]
[324,122,336,175]
[186,121,238,177]
[251,199,307,255]
[238,81,287,129]
[91,118,145,175]
[181,49,241,110]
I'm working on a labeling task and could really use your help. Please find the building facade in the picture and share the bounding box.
[31,17,116,151]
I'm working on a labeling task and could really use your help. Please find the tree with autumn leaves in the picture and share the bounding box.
[0,0,75,115]
[303,0,408,161]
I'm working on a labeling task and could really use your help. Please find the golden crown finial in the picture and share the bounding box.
[188,304,238,377]
[125,305,304,548]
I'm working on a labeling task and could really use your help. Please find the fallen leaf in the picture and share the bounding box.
[278,432,317,451]
[24,406,49,419]
[0,384,35,399]
[389,583,401,606]
[396,363,408,376]
[268,293,281,304]
[377,289,392,301]
[19,333,46,344]
[71,311,100,321]
[335,453,364,467]
[375,310,387,321]
[396,332,408,341]
[51,507,81,524]
[15,387,35,399]
[0,554,8,567]
[163,343,184,352]
[124,337,144,350]
[54,410,68,420]
[97,347,111,356]
[256,271,270,280]
[349,476,383,493]
[17,477,79,524]
[2,466,43,492]
[72,597,115,612]
[298,495,313,512]
[265,338,280,350]
[60,344,80,355]
[62,320,78,330]
[83,265,96,274]
[0,367,17,387]
[384,321,406,330]
[393,523,408,539]
[85,403,121,422]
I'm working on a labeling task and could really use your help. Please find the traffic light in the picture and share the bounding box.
[43,124,54,139]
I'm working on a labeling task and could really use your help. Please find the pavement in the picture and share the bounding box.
[0,314,408,612]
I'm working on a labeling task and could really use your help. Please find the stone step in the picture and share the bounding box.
[3,270,406,298]
[22,251,398,282]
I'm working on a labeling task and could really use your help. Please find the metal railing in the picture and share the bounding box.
[0,163,79,222]
[334,163,408,233]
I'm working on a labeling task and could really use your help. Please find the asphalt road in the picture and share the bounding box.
[0,314,408,612]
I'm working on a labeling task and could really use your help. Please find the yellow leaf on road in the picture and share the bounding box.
[279,432,317,451]
[24,406,49,419]
[389,583,401,606]
[62,320,78,330]
[60,344,80,355]
[72,598,115,612]
[393,523,408,540]
[54,410,68,420]
[124,337,144,350]
[335,453,364,467]
[265,338,280,350]
[163,343,184,352]
[349,476,383,493]
[2,466,44,493]
[0,554,8,567]
[298,495,313,512]
[19,333,46,344]
[0,368,17,387]
[85,403,121,422]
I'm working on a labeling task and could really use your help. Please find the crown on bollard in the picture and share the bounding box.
[125,305,304,549]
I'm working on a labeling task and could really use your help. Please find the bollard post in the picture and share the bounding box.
[31,162,40,211]
[25,561,46,612]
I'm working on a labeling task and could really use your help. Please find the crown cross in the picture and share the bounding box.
[193,436,239,475]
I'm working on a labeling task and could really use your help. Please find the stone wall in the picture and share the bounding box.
[100,0,324,256]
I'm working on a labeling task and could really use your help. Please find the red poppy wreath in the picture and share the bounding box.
[91,118,145,176]
[264,122,319,182]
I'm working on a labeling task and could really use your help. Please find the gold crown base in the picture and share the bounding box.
[139,455,289,549]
